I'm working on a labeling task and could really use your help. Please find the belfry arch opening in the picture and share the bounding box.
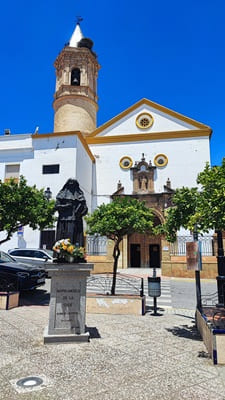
[71,68,80,86]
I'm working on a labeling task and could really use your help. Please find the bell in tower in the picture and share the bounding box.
[53,20,100,135]
[71,68,80,86]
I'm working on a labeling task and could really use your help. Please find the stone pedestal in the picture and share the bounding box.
[44,263,93,344]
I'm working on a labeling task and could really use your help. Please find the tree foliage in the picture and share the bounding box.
[163,158,225,242]
[193,159,225,231]
[86,197,155,294]
[0,176,55,245]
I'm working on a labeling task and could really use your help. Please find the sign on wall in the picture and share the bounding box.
[17,226,24,236]
[186,241,202,271]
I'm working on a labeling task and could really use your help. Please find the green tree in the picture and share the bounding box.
[0,176,55,245]
[192,159,225,232]
[86,197,155,294]
[162,187,200,242]
[162,158,225,241]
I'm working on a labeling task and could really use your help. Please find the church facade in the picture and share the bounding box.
[0,23,217,277]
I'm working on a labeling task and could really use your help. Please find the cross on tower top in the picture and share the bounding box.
[76,16,83,25]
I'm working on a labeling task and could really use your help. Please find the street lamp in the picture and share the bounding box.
[44,187,52,201]
[216,230,225,307]
[193,228,202,312]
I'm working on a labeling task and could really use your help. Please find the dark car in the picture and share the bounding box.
[0,251,46,291]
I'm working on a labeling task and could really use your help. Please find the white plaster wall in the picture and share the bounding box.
[0,134,34,181]
[25,135,78,197]
[0,134,33,150]
[0,227,41,253]
[90,136,210,206]
[0,133,93,251]
[76,137,93,216]
[98,105,199,137]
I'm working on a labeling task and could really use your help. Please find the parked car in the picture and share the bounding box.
[8,249,55,273]
[0,251,46,291]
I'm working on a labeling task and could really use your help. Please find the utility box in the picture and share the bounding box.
[148,277,161,298]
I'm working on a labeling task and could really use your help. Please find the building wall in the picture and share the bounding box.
[97,105,199,136]
[54,98,97,133]
[90,136,210,206]
[0,133,93,252]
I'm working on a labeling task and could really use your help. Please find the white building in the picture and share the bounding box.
[0,23,214,275]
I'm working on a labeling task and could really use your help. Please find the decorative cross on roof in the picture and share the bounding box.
[76,16,83,25]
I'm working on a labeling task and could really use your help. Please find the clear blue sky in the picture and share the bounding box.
[0,0,224,166]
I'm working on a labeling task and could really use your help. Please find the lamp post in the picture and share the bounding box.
[216,230,225,307]
[44,187,52,201]
[193,229,202,312]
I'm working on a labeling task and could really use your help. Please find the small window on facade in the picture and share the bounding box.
[42,165,60,174]
[5,164,20,182]
[71,68,80,86]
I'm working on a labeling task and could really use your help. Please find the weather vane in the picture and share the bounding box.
[76,16,83,25]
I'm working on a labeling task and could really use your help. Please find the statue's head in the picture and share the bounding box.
[64,178,79,190]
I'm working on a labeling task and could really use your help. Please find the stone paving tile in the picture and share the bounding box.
[198,377,225,397]
[177,385,225,400]
[171,350,217,369]
[0,308,225,400]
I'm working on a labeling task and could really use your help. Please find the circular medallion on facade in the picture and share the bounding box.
[119,156,133,169]
[136,113,154,129]
[154,154,168,167]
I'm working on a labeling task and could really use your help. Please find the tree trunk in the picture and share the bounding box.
[111,240,121,295]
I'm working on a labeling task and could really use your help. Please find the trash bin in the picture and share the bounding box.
[148,277,161,298]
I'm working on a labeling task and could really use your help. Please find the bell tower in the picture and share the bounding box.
[53,22,100,135]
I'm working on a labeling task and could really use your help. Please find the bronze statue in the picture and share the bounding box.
[55,179,88,247]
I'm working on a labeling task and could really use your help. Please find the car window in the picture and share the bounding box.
[33,251,48,259]
[10,250,23,257]
[11,250,27,257]
[0,251,16,263]
[44,249,53,258]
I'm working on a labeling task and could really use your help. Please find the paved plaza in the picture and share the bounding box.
[0,271,224,399]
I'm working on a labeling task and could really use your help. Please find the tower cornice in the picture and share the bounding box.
[54,46,100,71]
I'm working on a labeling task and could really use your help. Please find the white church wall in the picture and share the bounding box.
[76,137,93,216]
[90,135,210,206]
[97,105,199,137]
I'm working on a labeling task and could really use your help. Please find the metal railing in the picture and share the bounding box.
[202,292,219,307]
[87,273,144,296]
[86,235,107,255]
[170,235,214,256]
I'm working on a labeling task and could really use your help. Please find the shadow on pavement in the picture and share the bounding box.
[166,324,202,341]
[145,305,164,316]
[19,288,50,306]
[87,326,101,339]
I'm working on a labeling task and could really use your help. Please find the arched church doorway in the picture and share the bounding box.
[128,214,162,268]
[128,232,161,268]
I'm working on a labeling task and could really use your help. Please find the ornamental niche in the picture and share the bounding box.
[131,154,156,194]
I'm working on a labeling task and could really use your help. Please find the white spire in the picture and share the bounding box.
[69,23,84,48]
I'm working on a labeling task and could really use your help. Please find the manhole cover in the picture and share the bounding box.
[10,375,51,393]
[16,376,43,388]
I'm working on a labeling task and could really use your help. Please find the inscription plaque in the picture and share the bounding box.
[55,286,81,332]
[44,263,93,344]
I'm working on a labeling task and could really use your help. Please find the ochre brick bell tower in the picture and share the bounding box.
[53,22,100,135]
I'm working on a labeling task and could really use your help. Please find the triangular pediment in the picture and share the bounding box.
[87,98,211,144]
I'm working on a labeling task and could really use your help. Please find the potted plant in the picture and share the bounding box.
[53,239,86,263]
